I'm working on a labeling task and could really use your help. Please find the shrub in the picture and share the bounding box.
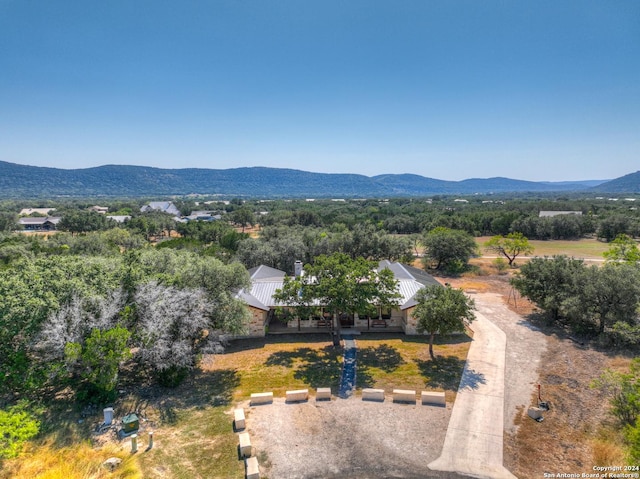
[492,257,509,273]
[0,405,40,459]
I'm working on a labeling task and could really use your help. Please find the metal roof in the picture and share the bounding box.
[240,261,441,311]
[248,265,286,281]
[19,216,61,225]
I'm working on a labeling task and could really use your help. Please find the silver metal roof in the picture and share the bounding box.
[239,261,441,311]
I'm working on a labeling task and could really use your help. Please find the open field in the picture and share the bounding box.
[476,236,610,259]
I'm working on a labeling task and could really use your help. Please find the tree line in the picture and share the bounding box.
[511,244,640,345]
[2,194,640,241]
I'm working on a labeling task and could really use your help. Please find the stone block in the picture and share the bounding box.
[316,387,331,400]
[362,388,385,402]
[250,392,273,406]
[285,389,309,402]
[239,432,252,457]
[234,408,246,430]
[421,391,446,406]
[393,389,416,403]
[245,456,259,479]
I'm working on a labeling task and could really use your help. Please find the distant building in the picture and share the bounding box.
[19,216,61,231]
[89,205,109,214]
[19,208,55,216]
[183,211,221,222]
[140,201,181,217]
[538,211,583,217]
[107,215,131,223]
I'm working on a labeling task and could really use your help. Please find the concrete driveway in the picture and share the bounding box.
[428,309,518,479]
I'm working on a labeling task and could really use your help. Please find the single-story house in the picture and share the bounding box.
[89,205,109,214]
[539,210,583,217]
[19,216,62,231]
[184,211,222,222]
[140,201,181,217]
[237,260,442,337]
[107,215,131,223]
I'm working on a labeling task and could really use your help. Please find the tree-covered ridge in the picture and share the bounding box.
[0,160,628,199]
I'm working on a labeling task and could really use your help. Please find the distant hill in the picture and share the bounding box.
[590,171,640,194]
[0,160,633,199]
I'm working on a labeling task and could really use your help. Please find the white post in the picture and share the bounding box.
[103,407,113,425]
[131,434,138,453]
[148,431,154,449]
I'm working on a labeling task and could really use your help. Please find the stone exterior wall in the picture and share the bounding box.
[403,306,419,335]
[245,306,268,337]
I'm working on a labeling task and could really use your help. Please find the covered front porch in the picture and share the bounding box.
[266,308,406,335]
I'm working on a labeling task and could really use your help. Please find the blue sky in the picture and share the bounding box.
[0,1,638,181]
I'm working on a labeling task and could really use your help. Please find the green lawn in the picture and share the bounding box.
[207,332,471,404]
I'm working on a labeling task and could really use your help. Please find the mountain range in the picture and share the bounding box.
[0,161,638,199]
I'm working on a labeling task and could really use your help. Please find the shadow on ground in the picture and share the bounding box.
[223,333,334,353]
[355,344,407,388]
[358,344,406,372]
[130,368,240,426]
[265,346,342,389]
[417,355,470,390]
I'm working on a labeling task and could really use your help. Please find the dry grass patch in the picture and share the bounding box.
[136,406,243,479]
[0,441,141,479]
[505,334,633,478]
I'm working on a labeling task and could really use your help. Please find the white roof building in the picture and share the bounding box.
[539,210,583,217]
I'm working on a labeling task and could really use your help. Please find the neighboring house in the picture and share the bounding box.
[140,201,181,217]
[19,208,55,216]
[539,210,583,217]
[107,215,131,223]
[89,205,109,214]
[184,211,222,221]
[19,216,61,231]
[237,260,442,337]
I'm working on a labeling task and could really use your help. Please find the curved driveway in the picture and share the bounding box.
[428,308,518,479]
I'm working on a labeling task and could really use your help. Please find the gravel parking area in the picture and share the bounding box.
[246,396,463,479]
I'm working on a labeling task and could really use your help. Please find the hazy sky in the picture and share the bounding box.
[1,1,638,181]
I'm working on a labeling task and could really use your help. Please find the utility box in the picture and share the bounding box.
[122,413,139,434]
